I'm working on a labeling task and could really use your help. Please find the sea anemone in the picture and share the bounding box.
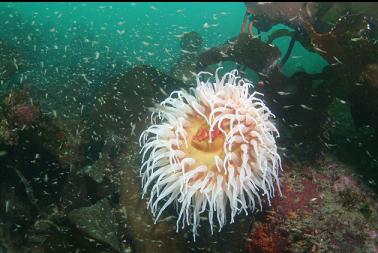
[139,68,281,240]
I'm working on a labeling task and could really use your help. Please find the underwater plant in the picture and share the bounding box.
[139,68,281,240]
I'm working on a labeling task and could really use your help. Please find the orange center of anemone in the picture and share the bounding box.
[180,116,227,173]
[192,124,223,151]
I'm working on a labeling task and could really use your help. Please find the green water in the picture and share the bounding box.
[0,2,327,75]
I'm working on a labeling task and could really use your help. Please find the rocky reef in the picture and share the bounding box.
[246,155,378,253]
[87,65,185,158]
[0,3,378,253]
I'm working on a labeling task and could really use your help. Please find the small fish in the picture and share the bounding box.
[258,72,268,77]
[289,123,303,127]
[5,200,9,213]
[313,46,327,54]
[332,56,343,65]
[174,34,183,39]
[277,91,291,95]
[13,58,18,71]
[181,49,195,54]
[323,142,337,148]
[117,30,125,35]
[219,51,228,57]
[80,74,92,84]
[159,87,168,96]
[368,179,376,186]
[203,22,210,29]
[337,98,347,104]
[130,122,136,136]
[203,22,219,29]
[182,74,189,82]
[300,104,313,110]
[351,37,363,42]
[366,150,372,158]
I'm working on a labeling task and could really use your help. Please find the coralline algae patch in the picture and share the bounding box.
[246,155,378,253]
[246,164,320,253]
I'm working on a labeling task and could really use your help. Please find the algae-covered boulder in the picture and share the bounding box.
[68,198,121,252]
[88,65,185,157]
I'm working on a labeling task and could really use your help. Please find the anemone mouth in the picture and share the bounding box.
[184,117,225,169]
[139,68,281,241]
[191,123,224,153]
